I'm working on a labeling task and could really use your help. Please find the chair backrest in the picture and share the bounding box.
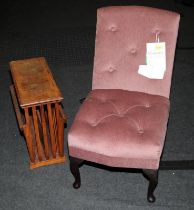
[92,6,180,98]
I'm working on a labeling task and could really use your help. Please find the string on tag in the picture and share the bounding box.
[155,33,160,43]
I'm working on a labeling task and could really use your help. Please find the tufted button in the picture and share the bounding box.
[145,104,150,108]
[154,29,161,35]
[108,66,116,73]
[109,25,118,32]
[130,48,137,55]
[91,123,97,127]
[138,128,144,134]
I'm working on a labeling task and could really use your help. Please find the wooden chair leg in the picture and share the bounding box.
[142,169,158,203]
[69,156,84,189]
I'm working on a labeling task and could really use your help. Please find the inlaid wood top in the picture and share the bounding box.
[10,57,63,107]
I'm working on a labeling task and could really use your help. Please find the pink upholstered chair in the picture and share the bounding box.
[68,6,180,202]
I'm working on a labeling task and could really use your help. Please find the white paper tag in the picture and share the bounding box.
[138,65,165,79]
[138,42,166,79]
[146,42,166,71]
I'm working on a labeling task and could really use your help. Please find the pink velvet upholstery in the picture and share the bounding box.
[68,6,180,170]
[92,6,180,98]
[69,89,169,169]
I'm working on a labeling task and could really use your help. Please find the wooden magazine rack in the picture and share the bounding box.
[10,57,67,169]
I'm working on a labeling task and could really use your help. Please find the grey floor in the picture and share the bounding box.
[0,0,194,209]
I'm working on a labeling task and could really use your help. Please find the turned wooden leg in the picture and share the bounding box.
[69,156,84,189]
[142,169,158,203]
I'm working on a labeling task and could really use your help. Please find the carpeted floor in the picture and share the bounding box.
[0,0,194,209]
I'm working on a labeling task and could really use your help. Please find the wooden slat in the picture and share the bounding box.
[59,105,67,123]
[29,114,38,160]
[36,108,43,143]
[56,103,64,157]
[44,108,52,150]
[24,108,35,163]
[52,104,58,151]
[32,106,44,161]
[40,105,50,160]
[47,103,57,158]
[30,156,66,169]
[10,85,25,131]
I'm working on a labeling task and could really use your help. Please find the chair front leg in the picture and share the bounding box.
[69,156,84,189]
[142,169,158,203]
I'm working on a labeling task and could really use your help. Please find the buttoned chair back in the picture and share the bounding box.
[92,6,180,98]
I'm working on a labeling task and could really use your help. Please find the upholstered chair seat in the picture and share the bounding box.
[69,89,169,169]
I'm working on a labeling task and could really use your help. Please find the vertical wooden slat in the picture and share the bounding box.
[47,103,57,158]
[24,108,35,163]
[56,103,64,157]
[40,105,50,160]
[32,106,44,161]
[29,114,38,159]
[52,104,58,151]
[36,108,44,144]
[10,85,25,131]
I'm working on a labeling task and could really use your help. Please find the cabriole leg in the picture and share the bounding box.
[142,169,158,203]
[69,156,84,189]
